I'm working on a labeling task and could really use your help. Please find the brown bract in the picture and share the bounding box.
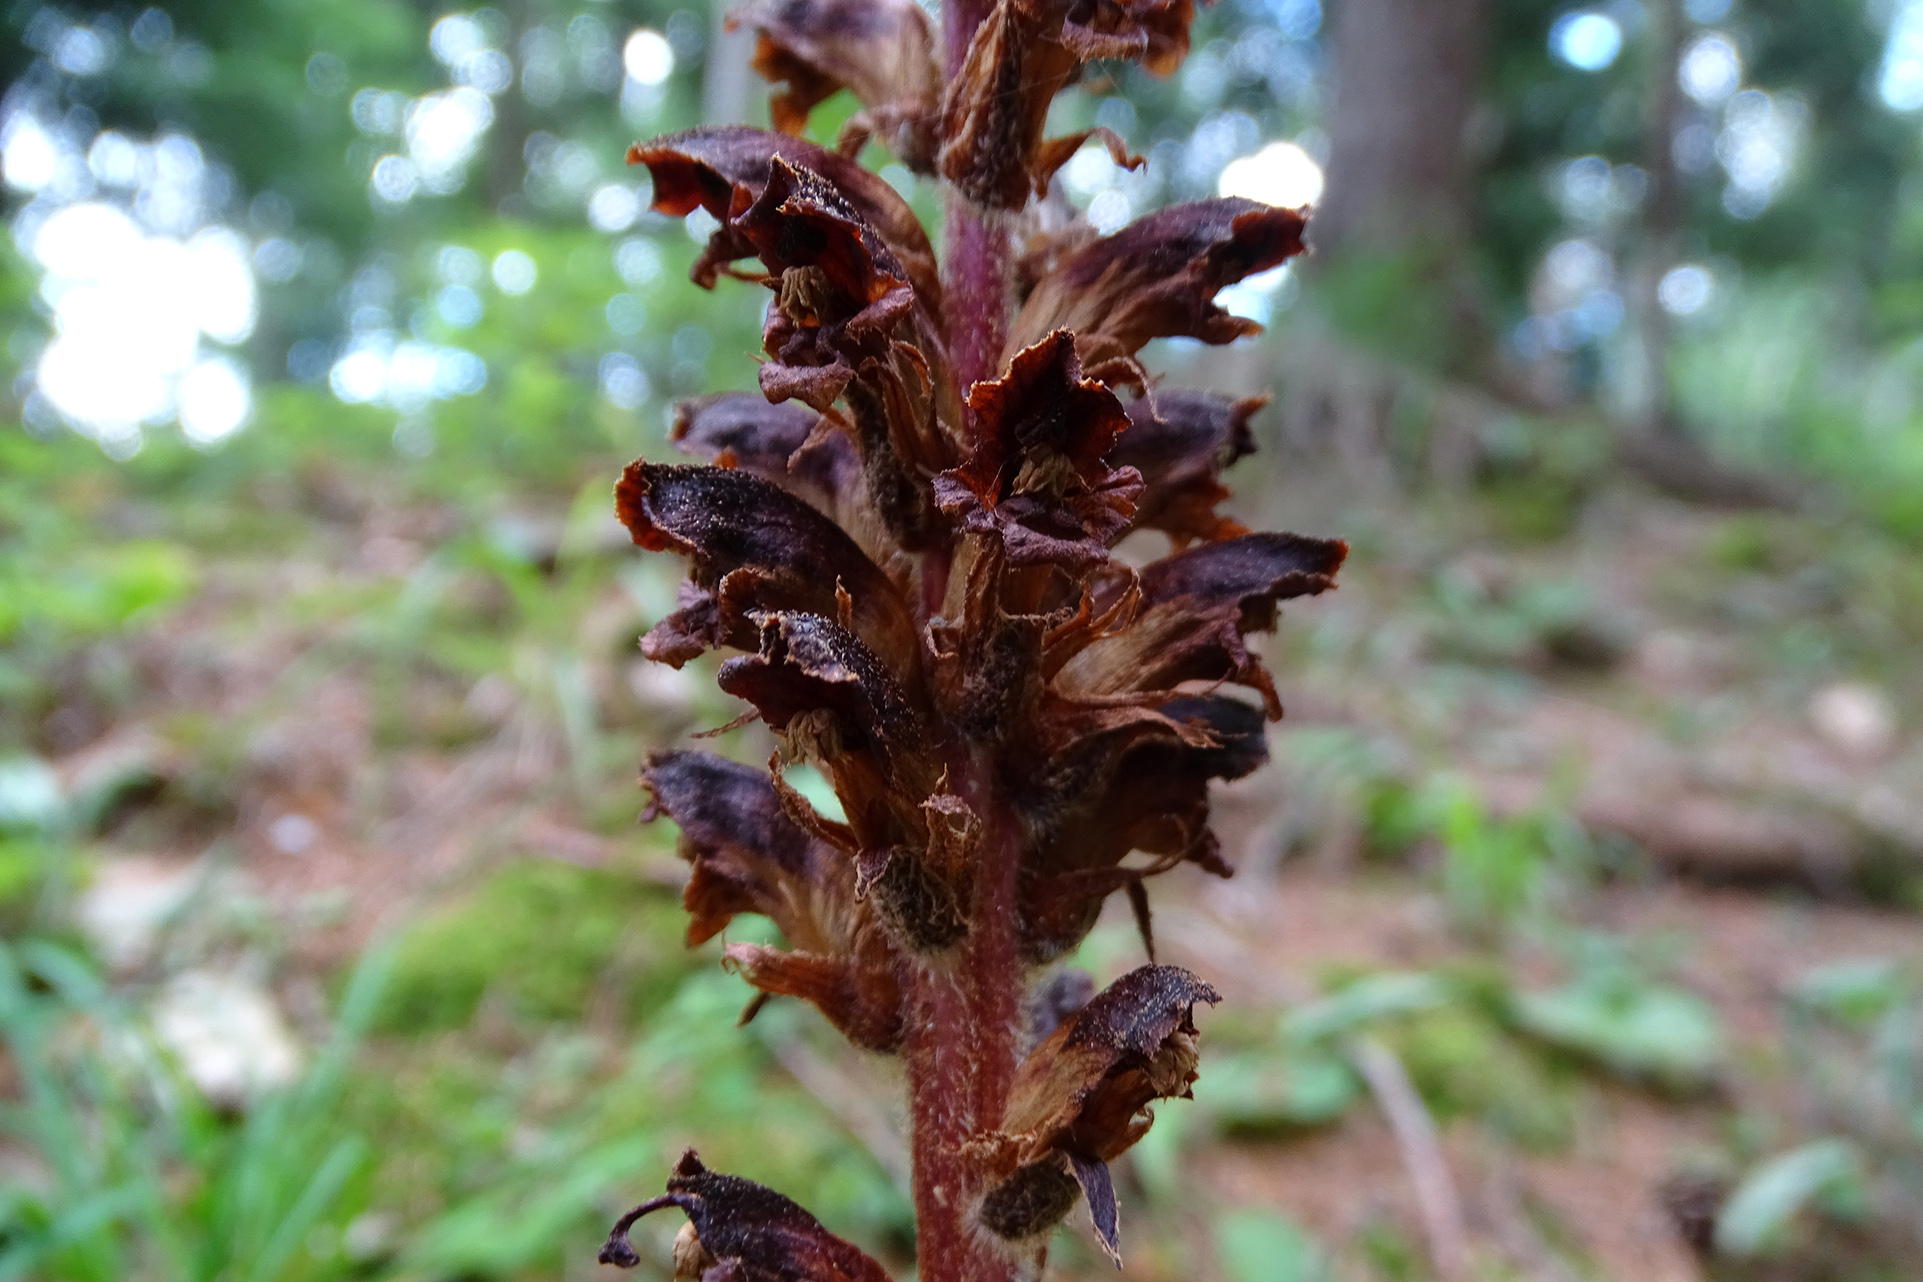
[718,610,940,845]
[933,331,1141,572]
[1016,694,1267,961]
[671,392,857,520]
[734,0,941,171]
[600,1149,894,1281]
[938,0,1200,209]
[1058,531,1348,717]
[614,461,917,680]
[628,125,940,309]
[1009,198,1309,385]
[643,751,908,1050]
[980,965,1220,1262]
[1112,389,1261,546]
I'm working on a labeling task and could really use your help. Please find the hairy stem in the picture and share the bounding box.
[941,0,1011,400]
[944,201,1012,398]
[907,968,976,1282]
[905,2,1026,1278]
[906,753,1025,1282]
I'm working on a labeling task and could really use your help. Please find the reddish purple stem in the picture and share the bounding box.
[904,6,1025,1279]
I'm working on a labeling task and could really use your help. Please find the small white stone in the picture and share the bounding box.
[464,672,519,723]
[1809,681,1897,761]
[149,969,302,1107]
[269,812,319,854]
[76,857,200,969]
[344,1211,397,1261]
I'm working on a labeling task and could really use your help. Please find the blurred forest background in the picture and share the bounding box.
[6,0,1923,1278]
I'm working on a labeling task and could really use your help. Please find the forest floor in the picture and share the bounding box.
[17,398,1923,1281]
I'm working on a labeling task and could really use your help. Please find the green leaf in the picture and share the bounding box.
[1284,972,1449,1047]
[0,758,64,837]
[1201,1048,1360,1132]
[1714,1138,1863,1258]
[1512,979,1722,1090]
[1787,958,1905,1024]
[1214,1209,1327,1282]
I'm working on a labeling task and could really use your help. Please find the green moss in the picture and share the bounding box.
[1355,1216,1422,1282]
[1387,1006,1574,1151]
[375,859,694,1033]
[1481,474,1587,543]
[1706,515,1782,573]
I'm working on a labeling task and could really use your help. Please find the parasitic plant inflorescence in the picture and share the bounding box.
[599,0,1345,1276]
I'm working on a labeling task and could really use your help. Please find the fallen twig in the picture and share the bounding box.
[1348,1033,1471,1282]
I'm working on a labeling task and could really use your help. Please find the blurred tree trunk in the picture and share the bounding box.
[1311,0,1492,384]
[1627,0,1683,439]
[1314,0,1489,256]
[1616,0,1796,505]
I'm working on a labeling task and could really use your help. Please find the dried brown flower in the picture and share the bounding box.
[937,0,1202,208]
[601,1149,894,1280]
[734,0,942,171]
[977,965,1221,1262]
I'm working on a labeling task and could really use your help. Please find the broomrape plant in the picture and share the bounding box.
[597,0,1345,1275]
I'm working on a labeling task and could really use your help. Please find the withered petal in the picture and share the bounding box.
[724,943,906,1053]
[629,125,939,308]
[1065,1150,1122,1267]
[986,966,1217,1252]
[734,158,959,553]
[616,461,916,669]
[1018,695,1269,962]
[601,1149,893,1280]
[736,0,940,170]
[642,584,726,669]
[935,331,1141,571]
[938,0,1203,209]
[672,392,858,511]
[1061,962,1218,1059]
[738,156,917,309]
[1058,530,1347,715]
[717,610,924,754]
[1112,389,1261,546]
[717,610,939,853]
[642,750,841,949]
[1007,198,1309,372]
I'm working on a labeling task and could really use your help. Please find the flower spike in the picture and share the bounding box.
[613,0,1342,1270]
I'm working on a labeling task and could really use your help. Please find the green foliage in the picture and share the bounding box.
[374,858,692,1032]
[361,969,909,1279]
[0,938,391,1282]
[1387,1004,1573,1150]
[1423,567,1619,674]
[1206,968,1576,1149]
[1203,1044,1361,1133]
[1213,1208,1329,1282]
[1714,1139,1867,1258]
[1355,771,1594,937]
[1509,957,1724,1092]
[1311,244,1461,370]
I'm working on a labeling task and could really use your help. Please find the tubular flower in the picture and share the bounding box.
[601,1149,894,1280]
[977,965,1220,1264]
[603,0,1338,1273]
[733,0,942,171]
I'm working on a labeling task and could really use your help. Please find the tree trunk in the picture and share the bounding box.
[1628,0,1684,438]
[1313,0,1489,256]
